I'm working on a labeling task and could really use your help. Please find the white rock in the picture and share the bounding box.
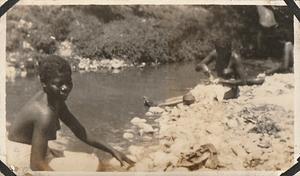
[138,123,155,134]
[123,132,134,139]
[130,117,147,125]
[111,59,124,69]
[124,129,135,133]
[145,112,153,116]
[128,145,145,159]
[176,104,186,111]
[143,136,153,141]
[99,59,111,67]
[226,119,239,129]
[149,107,164,114]
[171,108,180,117]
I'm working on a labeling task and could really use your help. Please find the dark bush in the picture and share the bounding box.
[6,5,293,65]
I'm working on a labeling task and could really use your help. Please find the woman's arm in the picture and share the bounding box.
[59,103,135,166]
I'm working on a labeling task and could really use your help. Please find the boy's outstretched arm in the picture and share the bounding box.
[59,103,135,167]
[195,50,217,78]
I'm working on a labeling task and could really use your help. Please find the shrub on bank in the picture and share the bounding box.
[6,5,293,68]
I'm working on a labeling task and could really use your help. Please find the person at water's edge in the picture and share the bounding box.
[195,37,247,100]
[8,55,135,171]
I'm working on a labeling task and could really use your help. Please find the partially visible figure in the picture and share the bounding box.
[195,37,245,100]
[8,55,135,171]
[265,41,293,75]
[195,37,264,100]
[256,5,294,75]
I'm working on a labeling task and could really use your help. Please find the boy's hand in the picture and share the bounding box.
[223,68,233,75]
[209,75,219,84]
[112,150,135,167]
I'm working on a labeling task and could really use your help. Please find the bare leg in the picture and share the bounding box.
[266,42,293,75]
[257,30,263,56]
[265,63,281,76]
[282,41,293,70]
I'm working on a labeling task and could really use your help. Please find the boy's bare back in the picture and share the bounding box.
[8,90,60,145]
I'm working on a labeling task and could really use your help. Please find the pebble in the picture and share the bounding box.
[143,136,153,141]
[149,107,164,114]
[136,123,155,134]
[124,129,135,133]
[257,140,271,149]
[123,132,134,139]
[145,112,153,116]
[131,117,147,125]
[226,119,239,129]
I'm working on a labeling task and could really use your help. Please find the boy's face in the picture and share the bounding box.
[43,73,73,101]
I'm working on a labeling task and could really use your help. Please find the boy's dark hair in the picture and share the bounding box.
[38,55,71,83]
[214,37,232,50]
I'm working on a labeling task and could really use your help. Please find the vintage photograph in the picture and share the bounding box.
[5,5,294,174]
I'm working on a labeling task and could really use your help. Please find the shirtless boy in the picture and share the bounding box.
[195,37,248,100]
[8,55,135,171]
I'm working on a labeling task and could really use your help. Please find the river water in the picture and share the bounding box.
[6,62,207,155]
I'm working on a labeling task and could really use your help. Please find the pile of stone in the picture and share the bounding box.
[113,73,294,171]
[77,57,129,72]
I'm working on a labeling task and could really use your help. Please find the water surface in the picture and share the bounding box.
[6,62,204,154]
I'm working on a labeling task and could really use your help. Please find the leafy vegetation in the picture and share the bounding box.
[6,5,293,66]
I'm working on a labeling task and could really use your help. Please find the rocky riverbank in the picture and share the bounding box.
[109,73,294,171]
[6,73,294,173]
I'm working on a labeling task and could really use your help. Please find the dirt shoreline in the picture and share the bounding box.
[114,73,294,171]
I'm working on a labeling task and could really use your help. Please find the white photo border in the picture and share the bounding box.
[0,1,299,175]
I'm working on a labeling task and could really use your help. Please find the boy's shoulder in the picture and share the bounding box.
[18,99,55,124]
